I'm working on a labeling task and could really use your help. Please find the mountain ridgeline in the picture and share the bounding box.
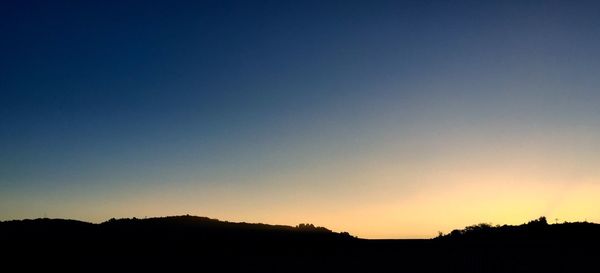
[1,216,599,272]
[0,215,351,241]
[437,216,600,242]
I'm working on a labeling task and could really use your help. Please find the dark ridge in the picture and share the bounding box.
[0,215,353,242]
[437,216,600,243]
[1,216,599,272]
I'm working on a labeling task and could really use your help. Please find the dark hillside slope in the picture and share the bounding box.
[0,215,357,271]
[1,216,599,272]
[0,215,350,242]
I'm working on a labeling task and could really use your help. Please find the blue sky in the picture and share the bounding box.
[2,0,600,238]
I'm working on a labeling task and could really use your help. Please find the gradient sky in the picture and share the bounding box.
[2,0,600,238]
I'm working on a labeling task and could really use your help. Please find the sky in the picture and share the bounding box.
[2,0,600,238]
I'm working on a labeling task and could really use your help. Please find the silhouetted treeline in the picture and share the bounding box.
[437,216,600,243]
[0,215,350,241]
[1,215,599,273]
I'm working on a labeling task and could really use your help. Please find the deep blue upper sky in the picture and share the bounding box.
[2,1,600,237]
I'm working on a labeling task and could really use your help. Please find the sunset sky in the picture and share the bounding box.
[2,0,600,238]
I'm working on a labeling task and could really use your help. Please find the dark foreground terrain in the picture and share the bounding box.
[1,216,598,272]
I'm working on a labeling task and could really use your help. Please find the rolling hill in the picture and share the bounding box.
[1,215,599,272]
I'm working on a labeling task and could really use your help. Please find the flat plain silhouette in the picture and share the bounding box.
[1,215,598,272]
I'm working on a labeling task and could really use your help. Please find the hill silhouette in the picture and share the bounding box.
[0,215,349,240]
[438,216,600,242]
[1,216,599,272]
